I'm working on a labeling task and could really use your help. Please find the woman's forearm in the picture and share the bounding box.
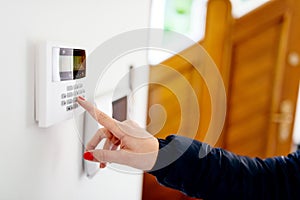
[148,135,300,200]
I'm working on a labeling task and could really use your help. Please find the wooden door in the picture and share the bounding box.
[224,0,299,158]
[143,0,300,199]
[275,0,300,155]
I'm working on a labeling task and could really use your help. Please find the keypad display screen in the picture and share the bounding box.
[59,48,86,81]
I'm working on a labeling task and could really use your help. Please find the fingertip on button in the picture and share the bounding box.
[78,96,86,101]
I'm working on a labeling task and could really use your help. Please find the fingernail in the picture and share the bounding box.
[100,163,106,168]
[83,151,94,161]
[78,96,86,101]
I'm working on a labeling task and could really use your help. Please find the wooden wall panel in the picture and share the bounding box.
[147,68,192,138]
[143,0,233,199]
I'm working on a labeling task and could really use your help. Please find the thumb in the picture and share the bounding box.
[84,149,125,164]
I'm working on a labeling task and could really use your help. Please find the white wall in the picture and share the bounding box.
[0,0,151,199]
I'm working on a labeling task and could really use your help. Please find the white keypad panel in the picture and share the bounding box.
[61,83,85,112]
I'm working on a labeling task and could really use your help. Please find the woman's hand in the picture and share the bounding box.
[77,96,159,171]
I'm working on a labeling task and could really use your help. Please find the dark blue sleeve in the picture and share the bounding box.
[148,135,300,200]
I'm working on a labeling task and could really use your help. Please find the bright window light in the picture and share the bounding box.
[230,0,270,18]
[148,0,270,65]
[293,84,300,145]
[149,0,206,65]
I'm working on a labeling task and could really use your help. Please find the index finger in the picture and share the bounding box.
[77,96,124,138]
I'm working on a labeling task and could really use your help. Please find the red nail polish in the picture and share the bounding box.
[100,163,106,168]
[78,96,86,101]
[83,152,94,161]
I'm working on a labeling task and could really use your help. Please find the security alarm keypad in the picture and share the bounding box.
[35,42,88,127]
